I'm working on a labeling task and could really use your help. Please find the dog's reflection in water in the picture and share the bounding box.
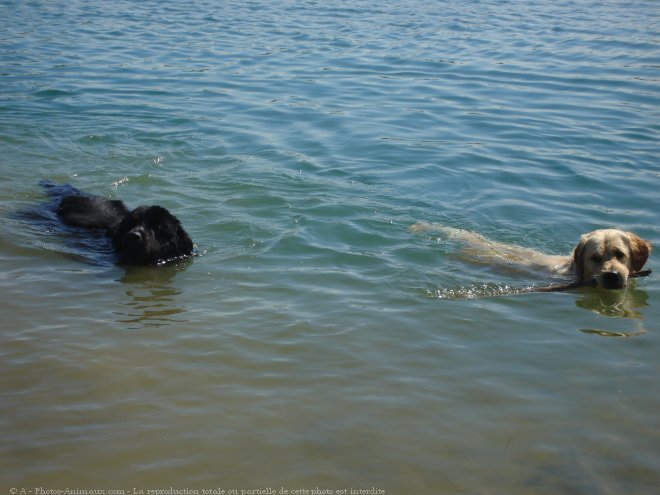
[576,287,649,337]
[116,264,190,329]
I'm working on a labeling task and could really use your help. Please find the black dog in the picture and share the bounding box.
[57,193,193,266]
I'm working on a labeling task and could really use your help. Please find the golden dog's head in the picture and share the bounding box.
[573,229,651,289]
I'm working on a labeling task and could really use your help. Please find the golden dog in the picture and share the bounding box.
[410,223,652,290]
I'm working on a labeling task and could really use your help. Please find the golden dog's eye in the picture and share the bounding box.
[591,254,603,263]
[614,250,626,261]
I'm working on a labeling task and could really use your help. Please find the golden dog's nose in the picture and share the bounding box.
[601,271,624,289]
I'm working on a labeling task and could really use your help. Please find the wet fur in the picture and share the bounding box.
[411,223,651,289]
[571,229,651,289]
[57,194,193,266]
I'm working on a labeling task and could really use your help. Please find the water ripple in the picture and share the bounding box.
[2,0,660,492]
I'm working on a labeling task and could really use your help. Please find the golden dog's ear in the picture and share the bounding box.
[572,234,589,280]
[627,232,652,272]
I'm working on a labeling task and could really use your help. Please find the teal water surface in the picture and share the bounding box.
[2,1,660,494]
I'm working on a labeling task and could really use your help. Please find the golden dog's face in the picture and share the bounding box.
[573,229,651,289]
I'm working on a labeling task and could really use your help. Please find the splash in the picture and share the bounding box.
[428,283,536,300]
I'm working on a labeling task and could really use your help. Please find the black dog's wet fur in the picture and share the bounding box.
[57,193,193,266]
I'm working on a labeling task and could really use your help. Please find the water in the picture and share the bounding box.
[2,0,659,493]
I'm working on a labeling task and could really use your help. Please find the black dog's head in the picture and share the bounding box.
[111,205,193,265]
